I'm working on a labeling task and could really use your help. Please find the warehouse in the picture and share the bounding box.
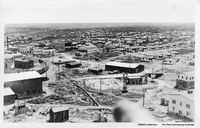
[4,71,43,96]
[14,58,34,69]
[49,106,69,122]
[105,62,144,73]
[4,87,15,106]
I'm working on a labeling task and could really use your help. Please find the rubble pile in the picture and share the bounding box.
[27,94,92,106]
[85,78,123,91]
[91,93,121,106]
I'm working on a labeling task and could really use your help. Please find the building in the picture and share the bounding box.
[140,56,154,62]
[4,87,15,106]
[127,74,147,85]
[105,62,144,73]
[14,58,34,69]
[18,45,33,54]
[160,97,169,106]
[4,71,43,96]
[51,40,71,50]
[168,90,194,120]
[78,44,98,53]
[49,107,69,122]
[65,62,82,68]
[162,59,176,65]
[33,48,56,56]
[175,71,194,89]
[88,68,103,75]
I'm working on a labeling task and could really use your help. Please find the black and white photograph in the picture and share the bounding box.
[2,0,199,125]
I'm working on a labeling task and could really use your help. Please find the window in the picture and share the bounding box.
[182,76,184,79]
[179,110,182,115]
[173,106,175,110]
[27,90,30,94]
[187,111,190,116]
[33,89,35,94]
[38,88,41,92]
[172,99,176,104]
[180,102,182,106]
[186,104,190,109]
[186,77,187,80]
[178,75,179,78]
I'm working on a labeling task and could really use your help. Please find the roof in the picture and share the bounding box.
[106,62,141,69]
[14,58,33,62]
[182,71,194,77]
[4,87,15,96]
[51,106,69,113]
[169,90,194,102]
[4,71,43,83]
[4,53,22,59]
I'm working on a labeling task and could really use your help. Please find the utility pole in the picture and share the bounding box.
[99,78,103,95]
[7,37,9,51]
[45,58,47,78]
[122,73,128,93]
[143,89,146,106]
[58,60,61,80]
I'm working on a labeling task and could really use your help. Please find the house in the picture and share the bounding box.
[4,71,43,96]
[65,62,82,68]
[168,90,194,120]
[154,54,163,60]
[88,68,103,75]
[126,47,137,53]
[160,98,169,106]
[175,71,194,90]
[105,62,144,73]
[14,58,34,69]
[169,51,179,56]
[127,74,147,85]
[18,44,33,54]
[162,58,176,65]
[140,56,154,63]
[4,87,15,106]
[49,106,69,122]
[161,52,172,58]
[78,44,98,53]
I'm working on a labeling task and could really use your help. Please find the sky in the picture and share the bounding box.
[2,0,196,24]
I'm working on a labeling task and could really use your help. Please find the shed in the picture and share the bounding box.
[4,87,15,106]
[160,98,169,106]
[49,106,69,122]
[105,62,144,73]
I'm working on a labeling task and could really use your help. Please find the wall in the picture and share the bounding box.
[4,78,43,95]
[14,60,34,69]
[177,74,194,81]
[169,94,194,120]
[105,65,144,73]
[4,95,15,106]
[50,110,69,122]
[176,79,194,89]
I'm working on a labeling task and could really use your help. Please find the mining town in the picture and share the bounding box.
[4,23,195,123]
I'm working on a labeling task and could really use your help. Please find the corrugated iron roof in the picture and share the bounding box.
[106,62,141,69]
[4,87,15,96]
[51,106,69,113]
[4,71,43,83]
[169,90,194,102]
